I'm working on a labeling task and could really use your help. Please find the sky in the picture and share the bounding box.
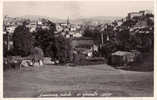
[3,1,154,19]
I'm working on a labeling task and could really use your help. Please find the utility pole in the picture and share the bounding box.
[101,32,104,45]
[99,26,104,57]
[100,25,104,45]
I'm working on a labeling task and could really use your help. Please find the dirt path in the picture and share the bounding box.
[3,64,153,97]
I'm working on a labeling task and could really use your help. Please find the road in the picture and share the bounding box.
[3,64,153,97]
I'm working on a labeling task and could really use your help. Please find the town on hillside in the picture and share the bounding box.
[3,3,154,97]
[3,10,154,67]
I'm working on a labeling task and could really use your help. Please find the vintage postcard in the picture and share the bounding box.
[1,0,156,99]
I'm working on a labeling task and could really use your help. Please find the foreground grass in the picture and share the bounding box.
[3,64,153,97]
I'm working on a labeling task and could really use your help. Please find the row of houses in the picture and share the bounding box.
[55,18,83,38]
[3,16,84,38]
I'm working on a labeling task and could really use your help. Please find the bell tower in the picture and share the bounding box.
[67,16,70,25]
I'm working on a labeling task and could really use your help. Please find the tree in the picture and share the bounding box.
[33,20,56,57]
[116,28,130,51]
[83,26,94,37]
[54,35,71,63]
[83,25,104,44]
[12,22,33,56]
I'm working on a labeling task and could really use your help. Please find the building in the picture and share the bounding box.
[6,26,16,34]
[110,51,141,66]
[69,37,94,61]
[73,32,82,38]
[140,10,153,15]
[128,12,144,19]
[55,23,63,32]
[116,20,123,26]
[70,37,94,49]
[128,10,153,19]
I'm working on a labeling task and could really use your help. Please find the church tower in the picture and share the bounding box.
[67,16,70,25]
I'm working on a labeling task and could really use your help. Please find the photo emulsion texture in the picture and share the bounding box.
[3,1,154,97]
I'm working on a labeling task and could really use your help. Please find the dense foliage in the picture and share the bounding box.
[33,21,56,57]
[12,22,33,56]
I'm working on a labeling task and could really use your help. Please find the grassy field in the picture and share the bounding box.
[122,51,154,71]
[3,63,153,97]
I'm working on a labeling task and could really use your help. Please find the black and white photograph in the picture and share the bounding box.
[3,0,154,97]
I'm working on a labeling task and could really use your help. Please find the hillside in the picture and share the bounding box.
[3,15,122,25]
[71,16,122,24]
